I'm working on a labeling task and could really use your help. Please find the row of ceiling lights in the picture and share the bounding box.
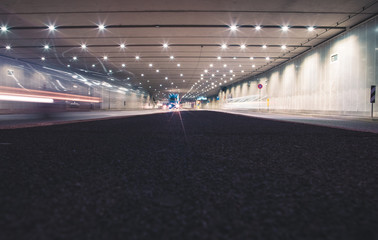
[0,24,316,32]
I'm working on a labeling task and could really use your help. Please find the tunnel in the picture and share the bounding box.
[1,0,378,239]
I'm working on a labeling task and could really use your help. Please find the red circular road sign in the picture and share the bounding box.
[258,84,263,89]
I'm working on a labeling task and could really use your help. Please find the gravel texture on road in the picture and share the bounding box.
[1,111,378,240]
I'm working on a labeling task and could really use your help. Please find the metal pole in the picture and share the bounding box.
[372,103,374,119]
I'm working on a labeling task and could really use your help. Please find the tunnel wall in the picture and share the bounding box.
[209,16,377,116]
[0,55,151,113]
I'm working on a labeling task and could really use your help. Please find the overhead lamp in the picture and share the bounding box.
[223,64,227,68]
[165,77,168,80]
[230,25,238,31]
[170,56,174,59]
[177,63,181,67]
[250,57,254,60]
[252,64,256,68]
[120,43,126,49]
[149,63,153,67]
[221,44,227,49]
[210,64,213,67]
[98,24,105,30]
[240,44,246,49]
[163,43,168,48]
[282,26,289,31]
[233,57,237,60]
[122,63,126,68]
[103,56,108,60]
[67,64,70,67]
[48,25,56,31]
[229,70,233,73]
[255,25,261,30]
[262,45,267,49]
[73,56,77,60]
[217,56,221,60]
[81,44,87,49]
[180,73,183,77]
[135,56,140,60]
[43,45,49,49]
[281,45,287,49]
[156,69,159,72]
[92,64,96,67]
[1,26,8,32]
[141,74,144,77]
[266,57,270,61]
[204,69,208,73]
[41,57,46,61]
[308,26,315,31]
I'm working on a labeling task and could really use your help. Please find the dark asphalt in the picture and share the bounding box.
[1,111,378,240]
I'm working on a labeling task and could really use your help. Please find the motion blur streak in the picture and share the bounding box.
[0,95,54,103]
[0,86,101,103]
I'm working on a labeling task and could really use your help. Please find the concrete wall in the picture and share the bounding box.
[210,16,377,116]
[0,55,151,113]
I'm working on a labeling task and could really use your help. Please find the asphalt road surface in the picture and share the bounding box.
[1,111,377,240]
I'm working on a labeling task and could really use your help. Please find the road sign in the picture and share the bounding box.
[371,85,376,103]
[258,84,263,89]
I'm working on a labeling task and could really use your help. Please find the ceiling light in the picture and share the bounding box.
[233,57,237,60]
[163,43,168,48]
[67,64,70,67]
[135,56,140,60]
[308,26,315,31]
[156,69,159,72]
[281,45,287,49]
[217,56,221,60]
[41,57,45,61]
[103,56,108,60]
[240,44,246,49]
[229,70,233,73]
[210,64,213,67]
[250,57,254,60]
[92,64,95,67]
[180,73,183,77]
[1,26,8,32]
[165,77,168,80]
[73,56,77,60]
[149,63,153,67]
[98,24,105,30]
[223,64,227,68]
[120,43,126,49]
[282,26,289,31]
[221,44,227,49]
[141,74,144,77]
[266,57,270,61]
[262,45,267,49]
[204,69,208,73]
[81,44,87,49]
[177,63,181,67]
[252,64,255,68]
[43,45,49,49]
[255,25,261,30]
[230,25,238,31]
[122,64,126,68]
[48,25,56,31]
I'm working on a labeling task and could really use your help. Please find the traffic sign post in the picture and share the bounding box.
[371,85,376,119]
[258,84,263,111]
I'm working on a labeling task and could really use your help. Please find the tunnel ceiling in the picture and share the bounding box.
[0,0,377,100]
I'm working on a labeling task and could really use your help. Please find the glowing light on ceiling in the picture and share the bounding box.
[266,57,270,61]
[41,57,45,61]
[135,56,140,60]
[98,24,105,30]
[170,56,174,59]
[217,56,221,60]
[221,44,227,49]
[73,56,77,60]
[230,25,238,31]
[240,44,246,49]
[81,44,87,49]
[48,25,56,31]
[163,43,168,48]
[262,45,267,49]
[308,26,315,31]
[120,43,126,49]
[255,25,261,30]
[281,45,287,49]
[282,26,289,31]
[5,45,11,50]
[1,26,8,32]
